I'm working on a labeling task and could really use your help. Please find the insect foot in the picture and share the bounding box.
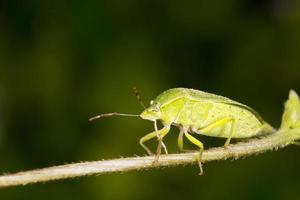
[197,149,204,175]
[223,143,230,149]
[152,158,159,166]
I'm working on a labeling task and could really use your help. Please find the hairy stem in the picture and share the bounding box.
[0,128,299,188]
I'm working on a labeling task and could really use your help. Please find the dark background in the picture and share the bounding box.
[0,0,300,199]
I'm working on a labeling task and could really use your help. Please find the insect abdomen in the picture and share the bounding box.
[177,99,264,138]
[201,103,263,138]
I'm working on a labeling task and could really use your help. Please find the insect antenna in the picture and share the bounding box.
[89,112,139,121]
[133,86,146,109]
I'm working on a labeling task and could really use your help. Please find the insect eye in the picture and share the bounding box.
[153,104,160,112]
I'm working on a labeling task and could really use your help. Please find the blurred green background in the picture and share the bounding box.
[0,0,300,199]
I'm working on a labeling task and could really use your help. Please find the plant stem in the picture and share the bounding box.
[0,128,299,188]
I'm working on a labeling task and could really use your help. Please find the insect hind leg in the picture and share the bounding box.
[198,117,235,147]
[291,121,300,129]
[223,118,236,147]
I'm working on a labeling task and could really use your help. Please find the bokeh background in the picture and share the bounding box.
[0,0,300,199]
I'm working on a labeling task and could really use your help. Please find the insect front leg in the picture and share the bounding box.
[183,130,204,175]
[154,124,170,162]
[154,121,168,157]
[139,126,170,157]
[139,132,157,155]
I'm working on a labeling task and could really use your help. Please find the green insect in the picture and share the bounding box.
[90,88,274,174]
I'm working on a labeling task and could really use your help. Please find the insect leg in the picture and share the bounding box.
[291,141,300,146]
[184,131,204,175]
[139,132,157,155]
[154,121,168,156]
[224,119,236,147]
[177,128,184,151]
[291,121,300,129]
[158,133,169,154]
[198,117,235,147]
[139,126,170,156]
[178,128,197,152]
[154,125,171,162]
